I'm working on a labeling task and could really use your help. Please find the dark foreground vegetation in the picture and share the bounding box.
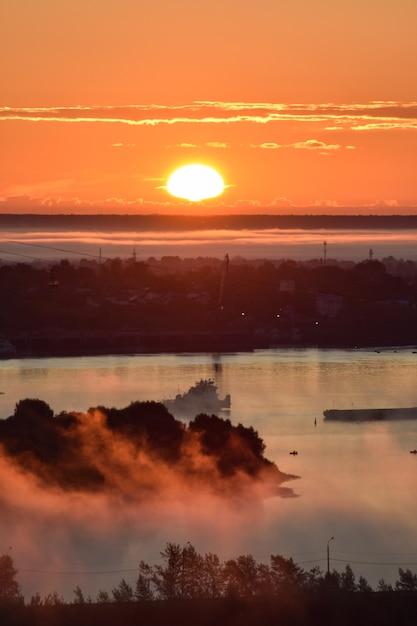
[1,545,417,626]
[1,251,417,356]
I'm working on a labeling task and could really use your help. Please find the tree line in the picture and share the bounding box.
[2,254,417,351]
[1,543,417,607]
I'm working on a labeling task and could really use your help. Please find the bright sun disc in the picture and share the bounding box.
[167,164,224,202]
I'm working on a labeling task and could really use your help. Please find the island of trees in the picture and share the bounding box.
[0,397,290,497]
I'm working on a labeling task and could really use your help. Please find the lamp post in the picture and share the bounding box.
[327,536,334,575]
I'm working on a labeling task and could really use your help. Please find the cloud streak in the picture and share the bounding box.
[1,101,417,131]
[167,141,229,149]
[251,139,356,152]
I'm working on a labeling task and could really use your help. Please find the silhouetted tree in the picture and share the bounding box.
[181,544,205,599]
[269,554,306,592]
[96,589,111,603]
[135,561,154,601]
[255,563,274,596]
[324,570,341,589]
[73,585,86,604]
[395,568,417,592]
[13,398,54,422]
[357,575,373,592]
[0,553,21,602]
[107,401,185,462]
[377,578,394,592]
[188,413,270,478]
[340,564,356,592]
[43,591,65,605]
[152,542,184,599]
[200,553,226,599]
[29,592,43,606]
[224,555,259,597]
[304,566,325,590]
[112,579,134,602]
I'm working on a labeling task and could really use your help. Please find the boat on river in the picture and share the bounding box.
[323,406,417,421]
[163,379,231,416]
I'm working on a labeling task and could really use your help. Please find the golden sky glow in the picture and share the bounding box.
[1,1,417,214]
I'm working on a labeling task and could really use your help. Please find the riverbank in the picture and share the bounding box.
[2,329,414,359]
[1,329,268,358]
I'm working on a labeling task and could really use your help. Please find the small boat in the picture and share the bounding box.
[324,407,417,422]
[163,379,231,416]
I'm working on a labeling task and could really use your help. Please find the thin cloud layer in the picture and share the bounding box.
[251,140,355,152]
[1,101,416,131]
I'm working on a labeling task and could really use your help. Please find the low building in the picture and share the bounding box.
[316,293,343,318]
[279,279,295,293]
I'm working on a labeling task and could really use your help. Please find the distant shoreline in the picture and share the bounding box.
[3,329,416,360]
[2,213,417,231]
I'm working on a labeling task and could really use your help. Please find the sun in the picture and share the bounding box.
[167,164,225,202]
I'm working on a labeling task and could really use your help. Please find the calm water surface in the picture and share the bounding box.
[1,348,417,596]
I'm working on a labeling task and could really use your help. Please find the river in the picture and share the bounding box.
[1,347,417,599]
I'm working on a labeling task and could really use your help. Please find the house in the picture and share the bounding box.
[316,294,343,318]
[279,279,295,293]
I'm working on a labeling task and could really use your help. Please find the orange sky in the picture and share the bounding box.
[1,0,417,214]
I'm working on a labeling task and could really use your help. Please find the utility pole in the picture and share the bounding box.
[218,253,229,310]
[327,536,334,575]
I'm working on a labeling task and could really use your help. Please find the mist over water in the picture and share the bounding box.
[2,226,417,262]
[0,428,281,600]
[1,349,417,599]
